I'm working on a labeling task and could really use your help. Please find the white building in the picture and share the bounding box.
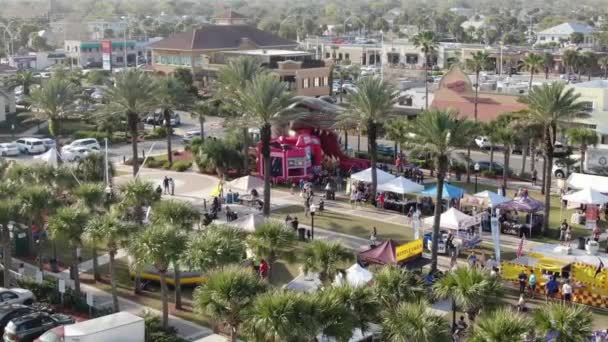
[8,51,67,70]
[64,39,142,67]
[567,80,608,143]
[535,22,596,47]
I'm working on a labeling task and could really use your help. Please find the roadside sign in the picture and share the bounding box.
[58,279,65,293]
[86,292,94,306]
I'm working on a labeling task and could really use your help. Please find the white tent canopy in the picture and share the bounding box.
[567,173,608,193]
[377,176,424,195]
[474,190,512,207]
[225,213,266,232]
[350,168,395,184]
[562,187,608,205]
[33,148,58,166]
[423,208,475,230]
[227,175,264,193]
[344,263,373,287]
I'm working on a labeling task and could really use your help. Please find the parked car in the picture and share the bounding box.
[0,305,36,334]
[61,147,98,162]
[472,161,505,174]
[66,138,100,151]
[39,139,56,152]
[0,289,34,306]
[475,136,491,149]
[182,130,202,144]
[4,312,73,342]
[14,138,46,154]
[83,61,102,69]
[0,143,20,157]
[144,110,180,126]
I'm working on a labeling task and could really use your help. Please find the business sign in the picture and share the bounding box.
[396,239,423,262]
[101,40,112,71]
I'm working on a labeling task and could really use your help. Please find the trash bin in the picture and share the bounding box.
[10,223,29,257]
[298,228,306,241]
[578,237,586,250]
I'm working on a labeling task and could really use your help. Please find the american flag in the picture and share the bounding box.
[517,236,525,258]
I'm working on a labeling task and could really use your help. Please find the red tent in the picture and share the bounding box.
[358,240,399,265]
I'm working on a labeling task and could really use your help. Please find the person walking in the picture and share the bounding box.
[169,177,175,196]
[562,280,573,304]
[259,259,269,279]
[518,270,528,294]
[291,216,299,232]
[370,226,378,246]
[545,276,559,303]
[163,176,170,194]
[528,270,537,298]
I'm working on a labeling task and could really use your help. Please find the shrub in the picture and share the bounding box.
[449,162,467,174]
[146,127,168,139]
[125,157,144,166]
[143,311,182,342]
[73,130,125,143]
[170,160,192,172]
[16,277,60,304]
[481,170,496,177]
[143,157,165,168]
[194,139,243,176]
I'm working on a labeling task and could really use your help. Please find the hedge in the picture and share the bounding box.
[170,160,192,172]
[73,130,126,143]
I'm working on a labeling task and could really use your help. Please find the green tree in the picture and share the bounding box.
[381,301,452,342]
[522,53,544,90]
[494,119,517,193]
[469,308,531,342]
[194,265,266,342]
[341,77,398,199]
[534,303,593,342]
[47,206,89,296]
[543,52,555,79]
[384,118,410,161]
[7,70,37,96]
[129,225,187,330]
[86,70,111,86]
[18,185,54,263]
[246,222,295,281]
[519,83,585,233]
[465,51,491,121]
[191,99,218,143]
[184,225,245,271]
[563,50,580,75]
[0,200,20,287]
[328,285,380,335]
[302,240,353,283]
[313,288,357,341]
[599,56,608,79]
[76,153,114,183]
[567,128,598,173]
[72,182,106,281]
[154,76,196,165]
[582,51,597,80]
[102,69,157,176]
[413,31,438,109]
[373,265,426,309]
[433,266,503,322]
[570,32,584,44]
[407,110,472,271]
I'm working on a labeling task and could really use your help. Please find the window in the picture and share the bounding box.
[323,77,329,86]
[0,292,18,302]
[338,53,343,60]
[345,53,350,60]
[325,52,330,58]
[194,56,203,67]
[303,78,310,88]
[581,101,594,112]
[314,77,320,87]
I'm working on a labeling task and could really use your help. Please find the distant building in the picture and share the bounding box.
[213,9,249,26]
[64,39,143,67]
[49,20,129,46]
[535,22,596,47]
[567,80,608,143]
[8,51,67,70]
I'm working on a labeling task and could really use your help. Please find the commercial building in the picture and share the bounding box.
[8,51,67,70]
[567,80,608,143]
[64,39,144,67]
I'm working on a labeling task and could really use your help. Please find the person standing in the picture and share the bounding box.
[259,259,269,279]
[528,270,537,298]
[350,190,357,208]
[545,276,559,303]
[560,220,568,241]
[163,176,170,194]
[518,270,528,294]
[531,169,537,186]
[291,217,299,232]
[169,177,175,196]
[562,280,573,304]
[370,227,378,246]
[377,192,385,209]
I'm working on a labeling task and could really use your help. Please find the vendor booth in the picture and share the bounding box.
[334,263,374,287]
[422,208,481,254]
[225,213,266,233]
[567,173,608,193]
[462,191,512,208]
[358,239,426,269]
[377,176,424,213]
[421,183,465,200]
[227,175,264,193]
[562,187,608,229]
[496,194,544,237]
[351,167,396,184]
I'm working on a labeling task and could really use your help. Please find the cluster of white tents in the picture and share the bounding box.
[351,168,423,195]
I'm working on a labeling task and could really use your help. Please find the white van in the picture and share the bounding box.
[14,138,46,154]
[68,138,101,151]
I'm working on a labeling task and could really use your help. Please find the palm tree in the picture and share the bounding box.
[567,128,598,173]
[23,76,77,149]
[433,266,503,322]
[465,51,491,121]
[150,200,200,310]
[534,303,593,342]
[7,70,36,96]
[312,288,357,341]
[302,240,354,283]
[413,31,438,109]
[519,83,585,233]
[381,301,452,342]
[191,98,218,143]
[246,221,295,281]
[0,200,20,287]
[84,210,134,312]
[522,53,544,90]
[384,118,410,163]
[184,225,245,271]
[373,265,426,309]
[341,77,398,199]
[102,69,157,176]
[583,51,597,80]
[335,66,351,103]
[17,185,54,262]
[328,285,380,335]
[543,52,554,79]
[407,110,472,271]
[76,153,114,183]
[47,205,89,296]
[598,56,608,79]
[494,123,516,194]
[563,50,580,75]
[129,224,187,330]
[232,73,296,216]
[469,308,531,342]
[154,76,196,165]
[73,182,106,281]
[194,265,266,342]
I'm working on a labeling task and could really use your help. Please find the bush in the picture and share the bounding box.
[194,139,243,176]
[16,277,61,304]
[143,157,165,168]
[73,130,124,143]
[146,127,168,139]
[481,170,496,177]
[143,311,182,342]
[124,157,144,166]
[449,162,467,174]
[170,160,192,172]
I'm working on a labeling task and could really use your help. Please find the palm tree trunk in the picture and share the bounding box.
[604,67,607,80]
[545,67,549,79]
[474,72,479,121]
[424,53,429,109]
[530,145,536,173]
[164,109,173,165]
[3,225,11,287]
[581,145,587,174]
[339,77,344,103]
[489,144,494,171]
[198,115,205,143]
[343,129,348,151]
[72,246,81,296]
[542,131,553,234]
[466,146,471,183]
[128,113,139,176]
[520,140,528,177]
[529,72,534,90]
[230,325,237,342]
[241,127,249,175]
[541,156,546,195]
[160,270,169,330]
[174,264,182,310]
[261,123,272,216]
[109,250,119,312]
[368,121,378,200]
[92,247,100,281]
[430,156,447,272]
[357,130,361,152]
[502,146,510,194]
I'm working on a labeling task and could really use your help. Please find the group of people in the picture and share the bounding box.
[156,176,176,196]
[517,269,573,308]
[285,215,313,241]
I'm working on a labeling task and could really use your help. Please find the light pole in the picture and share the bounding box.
[474,162,480,193]
[309,203,317,240]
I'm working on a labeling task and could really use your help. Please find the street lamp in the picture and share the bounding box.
[474,162,480,193]
[310,203,317,240]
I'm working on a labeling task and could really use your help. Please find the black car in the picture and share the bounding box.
[473,161,505,174]
[83,61,102,69]
[3,312,73,342]
[144,110,180,126]
[0,304,35,334]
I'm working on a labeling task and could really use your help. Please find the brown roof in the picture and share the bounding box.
[431,65,527,122]
[149,25,297,51]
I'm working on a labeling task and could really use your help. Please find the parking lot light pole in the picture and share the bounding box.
[474,162,480,193]
[310,203,317,240]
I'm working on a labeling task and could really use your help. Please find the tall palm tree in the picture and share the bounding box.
[519,83,585,233]
[150,200,200,310]
[246,221,295,281]
[340,77,398,199]
[407,110,472,271]
[494,123,516,193]
[534,303,593,342]
[0,200,20,287]
[413,31,438,109]
[469,308,531,342]
[72,182,106,281]
[129,224,187,330]
[433,266,503,322]
[7,70,36,96]
[191,98,218,143]
[232,73,296,216]
[194,265,266,342]
[567,128,598,173]
[381,301,452,342]
[184,225,245,271]
[302,240,354,283]
[216,57,266,173]
[384,117,410,163]
[582,51,597,81]
[373,265,425,309]
[598,56,608,79]
[465,51,491,121]
[17,186,54,262]
[154,76,196,165]
[47,205,89,296]
[522,53,544,90]
[563,50,580,75]
[23,76,77,149]
[543,52,554,79]
[84,210,134,312]
[328,285,380,335]
[102,69,157,176]
[312,288,357,341]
